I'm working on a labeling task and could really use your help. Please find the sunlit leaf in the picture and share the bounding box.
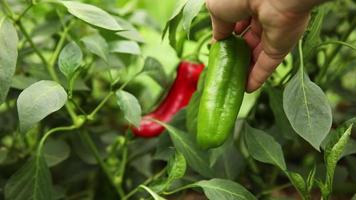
[116,90,142,127]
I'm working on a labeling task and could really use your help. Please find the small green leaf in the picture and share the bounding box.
[60,1,122,31]
[140,185,166,200]
[0,17,18,104]
[288,172,307,196]
[81,34,109,62]
[43,138,70,167]
[303,6,325,62]
[167,151,186,183]
[142,57,167,86]
[243,123,287,170]
[17,81,68,133]
[193,179,257,200]
[162,0,187,47]
[307,166,316,192]
[283,58,332,150]
[324,124,353,195]
[58,41,83,79]
[109,40,141,55]
[5,155,54,200]
[159,122,215,178]
[116,90,142,127]
[182,0,205,36]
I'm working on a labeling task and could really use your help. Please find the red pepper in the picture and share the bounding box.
[132,61,204,137]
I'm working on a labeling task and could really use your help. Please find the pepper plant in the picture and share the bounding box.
[0,0,356,200]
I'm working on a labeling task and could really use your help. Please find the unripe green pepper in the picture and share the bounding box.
[197,36,250,149]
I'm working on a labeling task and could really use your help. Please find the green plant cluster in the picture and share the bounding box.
[0,0,355,199]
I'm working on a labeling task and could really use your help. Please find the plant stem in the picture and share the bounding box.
[123,168,167,199]
[258,183,293,196]
[318,40,356,51]
[15,2,33,22]
[316,19,356,84]
[79,131,125,198]
[87,91,115,120]
[17,20,49,67]
[36,125,77,155]
[161,183,194,196]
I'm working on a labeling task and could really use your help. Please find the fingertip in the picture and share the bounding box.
[210,15,235,40]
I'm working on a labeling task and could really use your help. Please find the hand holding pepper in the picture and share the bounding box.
[206,0,327,92]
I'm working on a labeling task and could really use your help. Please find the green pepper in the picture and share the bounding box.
[197,36,250,149]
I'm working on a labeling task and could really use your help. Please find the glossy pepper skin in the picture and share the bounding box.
[132,61,204,137]
[197,36,250,149]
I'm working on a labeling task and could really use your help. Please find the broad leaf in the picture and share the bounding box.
[61,1,122,31]
[58,41,83,79]
[244,123,287,170]
[115,17,145,43]
[283,62,332,150]
[109,40,141,55]
[43,138,70,167]
[142,57,167,86]
[194,179,257,200]
[81,34,109,62]
[160,122,215,178]
[0,17,18,104]
[17,81,68,133]
[140,185,166,200]
[5,155,54,200]
[116,90,142,127]
[182,0,205,36]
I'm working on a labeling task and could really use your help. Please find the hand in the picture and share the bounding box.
[206,0,320,92]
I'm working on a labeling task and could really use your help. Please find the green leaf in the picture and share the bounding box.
[288,172,307,196]
[243,123,287,170]
[167,151,186,183]
[142,57,167,86]
[81,34,109,62]
[116,90,142,127]
[307,166,316,192]
[0,17,18,104]
[43,138,70,167]
[283,63,332,150]
[193,179,257,200]
[324,124,353,193]
[17,81,68,133]
[58,41,83,79]
[160,122,215,178]
[109,40,141,55]
[140,185,166,200]
[210,138,245,180]
[162,0,187,47]
[115,17,145,43]
[324,118,356,158]
[182,0,205,36]
[303,6,325,62]
[60,1,122,31]
[266,86,296,140]
[5,155,54,200]
[169,0,189,21]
